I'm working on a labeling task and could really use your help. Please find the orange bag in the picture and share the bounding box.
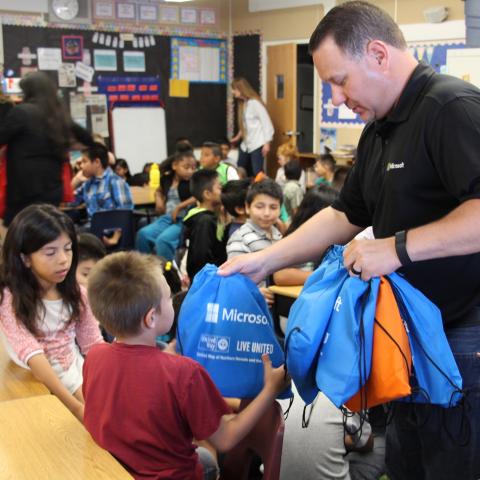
[345,276,412,412]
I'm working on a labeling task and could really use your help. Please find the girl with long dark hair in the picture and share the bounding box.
[0,72,93,225]
[231,77,274,177]
[135,152,197,258]
[0,204,103,421]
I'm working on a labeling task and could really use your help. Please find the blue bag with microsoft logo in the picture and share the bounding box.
[285,245,348,404]
[177,264,289,398]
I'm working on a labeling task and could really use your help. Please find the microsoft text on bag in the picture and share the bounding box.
[205,303,269,325]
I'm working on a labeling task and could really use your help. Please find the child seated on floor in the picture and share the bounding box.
[218,137,237,166]
[200,142,239,185]
[282,159,305,220]
[226,178,283,259]
[76,232,106,288]
[183,169,227,281]
[135,151,197,260]
[314,152,336,186]
[221,179,250,240]
[83,251,290,480]
[227,179,283,302]
[275,142,306,191]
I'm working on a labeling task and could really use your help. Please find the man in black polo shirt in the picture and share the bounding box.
[220,2,480,479]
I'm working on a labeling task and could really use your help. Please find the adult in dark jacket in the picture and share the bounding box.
[0,72,93,225]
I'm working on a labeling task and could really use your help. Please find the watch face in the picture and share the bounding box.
[52,0,79,21]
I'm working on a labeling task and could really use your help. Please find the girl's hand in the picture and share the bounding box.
[171,206,181,223]
[262,143,271,158]
[260,287,274,306]
[71,401,85,423]
[230,133,241,146]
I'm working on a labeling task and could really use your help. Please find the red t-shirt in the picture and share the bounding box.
[83,343,231,480]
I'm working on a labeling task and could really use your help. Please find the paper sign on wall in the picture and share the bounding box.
[58,63,77,87]
[75,61,95,82]
[169,79,189,98]
[37,48,62,70]
[123,51,145,72]
[94,49,117,71]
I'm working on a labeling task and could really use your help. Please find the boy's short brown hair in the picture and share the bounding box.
[87,251,164,337]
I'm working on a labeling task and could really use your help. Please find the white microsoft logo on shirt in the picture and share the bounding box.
[205,303,220,323]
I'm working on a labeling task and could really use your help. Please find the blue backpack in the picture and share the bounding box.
[177,264,290,399]
[386,273,463,407]
[315,276,380,408]
[285,246,348,404]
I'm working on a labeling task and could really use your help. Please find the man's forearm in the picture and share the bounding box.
[407,199,480,262]
[263,207,362,274]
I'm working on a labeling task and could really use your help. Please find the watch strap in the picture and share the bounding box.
[395,230,412,266]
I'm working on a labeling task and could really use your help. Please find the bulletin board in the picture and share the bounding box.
[320,42,466,127]
[170,37,227,84]
[2,24,227,155]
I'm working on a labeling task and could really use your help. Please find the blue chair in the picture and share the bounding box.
[90,209,135,250]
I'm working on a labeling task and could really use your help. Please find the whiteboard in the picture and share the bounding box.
[111,107,167,175]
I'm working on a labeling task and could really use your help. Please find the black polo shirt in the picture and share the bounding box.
[333,63,480,325]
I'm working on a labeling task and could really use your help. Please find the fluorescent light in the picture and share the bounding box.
[164,0,194,3]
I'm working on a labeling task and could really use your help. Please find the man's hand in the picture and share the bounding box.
[343,237,402,280]
[218,251,269,284]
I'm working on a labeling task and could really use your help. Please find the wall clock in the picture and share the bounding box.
[52,0,80,21]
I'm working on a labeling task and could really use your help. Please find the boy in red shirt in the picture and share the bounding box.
[83,251,289,480]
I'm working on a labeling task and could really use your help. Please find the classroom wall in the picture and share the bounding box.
[232,0,465,41]
[232,0,466,151]
[0,0,229,36]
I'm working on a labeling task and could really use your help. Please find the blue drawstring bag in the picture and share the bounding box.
[177,264,290,399]
[386,274,463,407]
[315,276,380,408]
[285,246,348,404]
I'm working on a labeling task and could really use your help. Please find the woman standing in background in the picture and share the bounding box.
[231,77,274,177]
[0,72,92,226]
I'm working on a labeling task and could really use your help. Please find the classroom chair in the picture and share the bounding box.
[90,209,135,250]
[220,399,285,480]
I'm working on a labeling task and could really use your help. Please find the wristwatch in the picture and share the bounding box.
[395,230,412,266]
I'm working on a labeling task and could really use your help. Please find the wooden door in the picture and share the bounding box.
[266,43,297,177]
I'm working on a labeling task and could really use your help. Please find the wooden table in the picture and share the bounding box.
[130,186,155,207]
[268,285,303,336]
[268,285,303,299]
[0,341,49,401]
[0,395,132,479]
